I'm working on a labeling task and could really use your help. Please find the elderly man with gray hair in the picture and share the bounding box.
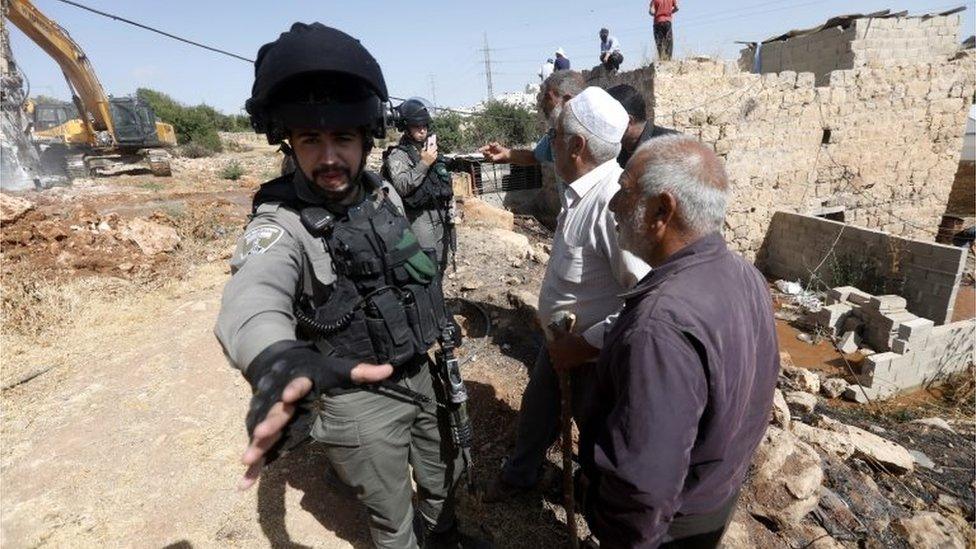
[485,86,650,502]
[479,70,585,168]
[576,135,780,548]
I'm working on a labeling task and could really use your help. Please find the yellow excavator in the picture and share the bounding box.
[4,0,176,178]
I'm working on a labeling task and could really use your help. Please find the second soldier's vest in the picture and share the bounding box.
[381,143,454,211]
[253,172,451,367]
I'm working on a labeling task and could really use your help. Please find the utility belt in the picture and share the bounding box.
[323,352,428,397]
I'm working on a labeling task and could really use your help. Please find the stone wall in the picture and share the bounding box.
[573,45,975,261]
[761,212,967,325]
[746,14,962,85]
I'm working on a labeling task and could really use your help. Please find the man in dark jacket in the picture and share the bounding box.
[571,134,779,548]
[606,83,677,168]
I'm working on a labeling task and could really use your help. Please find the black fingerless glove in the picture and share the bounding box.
[243,340,357,464]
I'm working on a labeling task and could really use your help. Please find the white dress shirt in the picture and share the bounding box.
[537,159,651,348]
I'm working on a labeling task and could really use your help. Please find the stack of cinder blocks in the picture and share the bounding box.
[808,285,975,402]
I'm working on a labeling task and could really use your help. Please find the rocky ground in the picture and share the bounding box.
[0,134,973,548]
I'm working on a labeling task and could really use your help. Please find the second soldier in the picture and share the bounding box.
[383,98,456,271]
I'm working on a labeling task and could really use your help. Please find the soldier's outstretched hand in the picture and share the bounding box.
[238,361,393,490]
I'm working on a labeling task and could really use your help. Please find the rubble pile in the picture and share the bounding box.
[802,285,976,402]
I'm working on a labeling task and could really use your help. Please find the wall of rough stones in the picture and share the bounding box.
[762,212,967,325]
[750,14,963,86]
[570,37,975,261]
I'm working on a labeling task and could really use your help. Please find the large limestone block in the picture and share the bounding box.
[459,197,514,231]
[122,218,181,256]
[745,427,824,529]
[0,192,34,224]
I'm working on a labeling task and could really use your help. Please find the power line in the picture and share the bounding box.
[53,0,253,63]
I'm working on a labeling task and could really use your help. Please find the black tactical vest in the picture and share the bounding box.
[252,172,451,367]
[381,143,454,211]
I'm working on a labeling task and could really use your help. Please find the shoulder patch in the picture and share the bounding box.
[240,224,285,258]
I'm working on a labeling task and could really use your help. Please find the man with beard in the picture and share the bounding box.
[576,135,779,547]
[215,23,486,548]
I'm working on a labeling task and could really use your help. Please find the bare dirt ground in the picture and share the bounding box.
[2,136,973,548]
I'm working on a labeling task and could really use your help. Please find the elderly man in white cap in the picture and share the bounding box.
[485,86,650,502]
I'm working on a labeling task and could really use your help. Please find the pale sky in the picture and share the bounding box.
[6,0,974,114]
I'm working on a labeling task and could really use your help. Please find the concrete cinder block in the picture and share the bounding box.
[867,294,908,312]
[897,317,935,345]
[891,338,911,354]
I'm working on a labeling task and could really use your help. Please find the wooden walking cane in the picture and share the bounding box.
[547,312,579,549]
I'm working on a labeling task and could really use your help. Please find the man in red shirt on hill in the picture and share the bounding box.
[650,0,677,61]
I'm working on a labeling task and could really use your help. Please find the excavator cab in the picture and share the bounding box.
[108,96,164,147]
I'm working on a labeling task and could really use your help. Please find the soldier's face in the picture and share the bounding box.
[290,128,364,200]
[407,125,428,143]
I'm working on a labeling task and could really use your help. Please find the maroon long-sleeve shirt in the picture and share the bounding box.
[579,232,780,548]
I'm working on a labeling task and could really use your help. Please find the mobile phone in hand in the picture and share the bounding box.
[426,134,437,150]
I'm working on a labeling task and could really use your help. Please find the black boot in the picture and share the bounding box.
[423,521,492,549]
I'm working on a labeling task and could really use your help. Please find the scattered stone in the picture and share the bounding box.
[836,423,915,474]
[774,279,802,295]
[820,377,849,399]
[459,198,514,231]
[0,192,34,224]
[892,512,965,549]
[907,449,939,472]
[771,389,791,429]
[122,218,180,256]
[118,262,134,272]
[34,220,68,241]
[858,347,875,356]
[910,417,955,433]
[481,227,532,259]
[459,280,482,291]
[779,351,796,369]
[785,391,818,414]
[838,330,861,354]
[791,421,854,459]
[796,332,814,344]
[506,289,539,318]
[783,365,820,393]
[842,385,870,403]
[813,486,864,540]
[744,427,823,529]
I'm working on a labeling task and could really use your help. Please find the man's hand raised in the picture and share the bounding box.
[479,142,511,163]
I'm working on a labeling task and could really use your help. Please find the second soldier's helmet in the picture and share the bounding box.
[394,98,433,131]
[246,22,389,144]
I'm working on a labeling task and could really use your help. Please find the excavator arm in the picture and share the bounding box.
[4,0,112,146]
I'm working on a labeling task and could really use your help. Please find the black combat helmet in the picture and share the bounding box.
[394,98,433,131]
[246,22,389,144]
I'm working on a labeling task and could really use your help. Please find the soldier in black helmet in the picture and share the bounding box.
[383,98,456,271]
[215,23,486,548]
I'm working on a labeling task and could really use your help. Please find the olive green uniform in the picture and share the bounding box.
[215,171,462,548]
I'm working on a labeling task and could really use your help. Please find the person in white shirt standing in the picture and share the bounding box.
[539,58,555,82]
[485,86,650,502]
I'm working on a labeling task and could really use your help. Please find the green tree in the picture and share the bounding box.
[430,112,464,153]
[466,101,538,149]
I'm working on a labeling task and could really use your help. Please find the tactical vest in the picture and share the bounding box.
[381,143,454,211]
[252,172,451,367]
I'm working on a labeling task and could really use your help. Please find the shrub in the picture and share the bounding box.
[221,160,245,181]
[178,141,215,158]
[430,112,464,153]
[136,88,229,153]
[466,101,538,148]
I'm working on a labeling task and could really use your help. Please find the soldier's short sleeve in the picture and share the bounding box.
[215,209,303,371]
